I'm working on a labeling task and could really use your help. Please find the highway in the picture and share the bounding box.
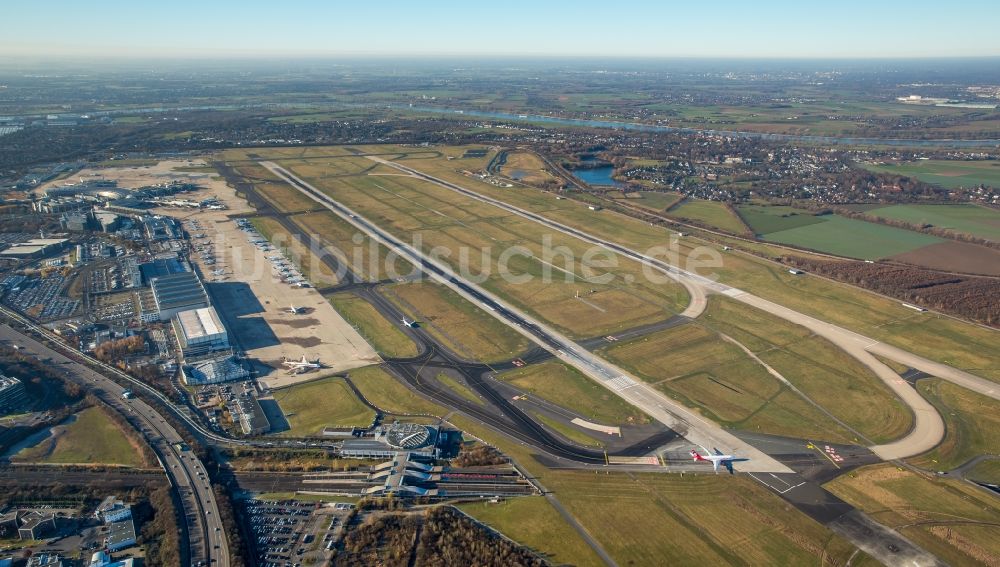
[0,318,229,567]
[262,160,792,474]
[355,154,1000,461]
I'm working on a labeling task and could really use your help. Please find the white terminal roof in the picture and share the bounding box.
[175,306,225,340]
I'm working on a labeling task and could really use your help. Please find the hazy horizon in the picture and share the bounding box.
[4,0,999,60]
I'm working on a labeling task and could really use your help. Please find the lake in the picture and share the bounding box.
[571,166,622,187]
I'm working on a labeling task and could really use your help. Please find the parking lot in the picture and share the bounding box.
[243,498,351,567]
[91,291,138,323]
[1,274,81,321]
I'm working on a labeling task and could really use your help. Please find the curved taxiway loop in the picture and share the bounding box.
[261,160,794,474]
[729,292,944,460]
[355,154,1000,461]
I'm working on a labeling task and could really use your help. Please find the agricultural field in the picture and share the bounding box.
[665,198,748,234]
[499,360,650,426]
[859,203,1000,242]
[12,406,145,467]
[328,292,419,357]
[542,469,860,566]
[600,321,858,443]
[862,159,1000,190]
[736,204,827,235]
[888,239,1000,276]
[908,379,1000,471]
[458,497,604,567]
[826,465,1000,567]
[272,376,376,436]
[621,191,683,211]
[388,281,530,362]
[755,213,944,259]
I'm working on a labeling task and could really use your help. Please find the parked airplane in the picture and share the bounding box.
[287,304,305,314]
[690,448,749,474]
[282,355,322,374]
[401,317,420,328]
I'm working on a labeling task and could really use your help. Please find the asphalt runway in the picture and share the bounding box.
[260,159,791,473]
[216,161,682,467]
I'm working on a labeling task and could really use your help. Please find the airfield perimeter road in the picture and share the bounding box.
[0,320,229,567]
[262,160,791,474]
[359,153,997,461]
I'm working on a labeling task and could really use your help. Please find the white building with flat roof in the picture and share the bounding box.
[172,306,229,358]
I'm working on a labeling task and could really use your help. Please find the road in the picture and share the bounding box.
[262,160,792,474]
[356,154,1000,461]
[0,321,229,567]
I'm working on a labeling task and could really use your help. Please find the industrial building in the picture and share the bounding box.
[0,238,69,260]
[0,375,28,413]
[60,211,92,232]
[172,307,229,358]
[93,210,123,232]
[104,517,136,552]
[235,392,271,436]
[148,271,208,321]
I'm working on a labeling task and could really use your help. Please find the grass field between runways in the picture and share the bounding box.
[825,464,1000,567]
[328,292,418,358]
[273,376,376,436]
[499,360,650,425]
[542,469,860,566]
[388,281,531,362]
[908,378,1000,471]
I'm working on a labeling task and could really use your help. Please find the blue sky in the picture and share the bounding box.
[3,0,999,58]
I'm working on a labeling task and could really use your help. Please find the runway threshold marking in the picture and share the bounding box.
[807,441,842,469]
[747,472,807,495]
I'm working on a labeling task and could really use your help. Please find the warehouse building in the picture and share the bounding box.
[173,306,229,358]
[104,517,136,552]
[235,392,271,436]
[0,238,69,260]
